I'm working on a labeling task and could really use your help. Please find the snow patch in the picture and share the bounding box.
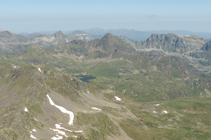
[55,124,83,133]
[51,135,63,140]
[24,108,28,112]
[50,128,68,137]
[30,134,36,139]
[14,66,16,69]
[32,129,37,132]
[87,91,90,93]
[74,130,83,133]
[34,118,39,121]
[114,96,121,101]
[73,135,77,138]
[46,94,74,125]
[38,68,41,72]
[163,110,168,114]
[55,124,73,132]
[153,111,157,113]
[155,104,160,106]
[92,107,101,111]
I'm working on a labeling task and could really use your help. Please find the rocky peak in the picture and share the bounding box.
[0,30,16,38]
[53,31,64,37]
[142,33,206,53]
[93,33,135,55]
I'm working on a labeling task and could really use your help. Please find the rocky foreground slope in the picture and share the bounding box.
[1,63,211,140]
[0,63,136,139]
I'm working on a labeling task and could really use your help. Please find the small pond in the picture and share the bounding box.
[75,75,96,83]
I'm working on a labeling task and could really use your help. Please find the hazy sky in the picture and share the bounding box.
[1,0,211,33]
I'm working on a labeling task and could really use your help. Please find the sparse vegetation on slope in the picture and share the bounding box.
[1,32,211,139]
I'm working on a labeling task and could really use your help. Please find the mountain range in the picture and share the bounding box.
[16,28,211,41]
[78,28,211,41]
[0,30,95,52]
[0,30,211,139]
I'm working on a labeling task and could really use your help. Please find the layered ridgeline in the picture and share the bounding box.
[1,32,211,139]
[124,33,211,74]
[1,33,211,101]
[0,30,29,52]
[0,30,96,52]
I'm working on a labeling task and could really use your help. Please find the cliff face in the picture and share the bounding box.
[135,33,206,53]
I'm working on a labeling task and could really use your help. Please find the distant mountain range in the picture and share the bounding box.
[1,30,211,75]
[0,30,95,52]
[16,28,211,41]
[81,28,211,41]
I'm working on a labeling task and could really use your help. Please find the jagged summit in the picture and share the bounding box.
[99,33,127,44]
[0,30,12,35]
[139,33,206,53]
[52,31,66,37]
[93,33,135,54]
[103,32,113,37]
[0,30,21,37]
[100,33,119,40]
[53,30,63,34]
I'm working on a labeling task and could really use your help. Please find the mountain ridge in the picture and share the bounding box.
[1,30,211,139]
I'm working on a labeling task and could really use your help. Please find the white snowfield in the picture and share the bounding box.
[153,111,157,113]
[55,124,83,133]
[74,130,83,133]
[92,107,101,111]
[30,134,36,139]
[55,124,73,132]
[14,66,16,68]
[51,135,63,140]
[38,68,41,72]
[32,129,37,132]
[46,94,74,125]
[24,107,28,112]
[163,110,168,114]
[50,128,68,137]
[114,96,121,101]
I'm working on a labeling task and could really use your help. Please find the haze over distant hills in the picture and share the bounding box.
[82,28,211,41]
[15,28,211,42]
